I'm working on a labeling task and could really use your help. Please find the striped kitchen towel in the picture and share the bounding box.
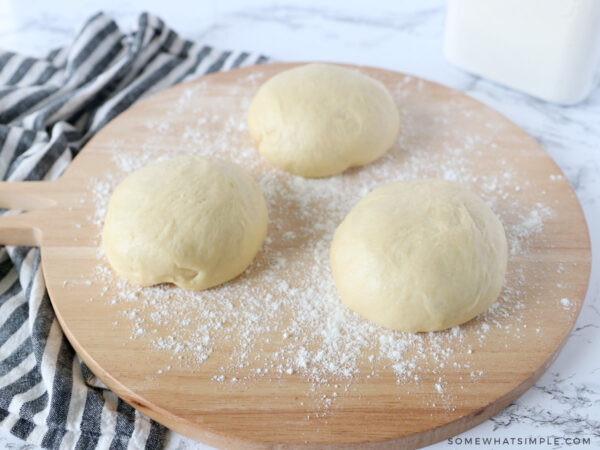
[0,12,267,449]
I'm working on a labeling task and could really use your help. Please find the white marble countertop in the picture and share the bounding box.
[0,0,598,449]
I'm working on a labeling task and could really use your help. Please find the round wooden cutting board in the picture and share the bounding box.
[0,63,591,449]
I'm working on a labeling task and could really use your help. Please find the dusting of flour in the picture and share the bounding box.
[85,72,572,411]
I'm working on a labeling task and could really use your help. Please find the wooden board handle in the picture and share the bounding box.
[0,181,61,247]
[0,211,45,246]
[0,181,59,210]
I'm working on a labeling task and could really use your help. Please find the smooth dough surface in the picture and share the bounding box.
[330,180,508,332]
[102,156,268,290]
[248,63,400,178]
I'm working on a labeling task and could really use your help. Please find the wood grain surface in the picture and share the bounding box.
[0,63,591,449]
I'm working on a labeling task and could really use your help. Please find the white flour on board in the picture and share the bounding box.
[85,72,574,410]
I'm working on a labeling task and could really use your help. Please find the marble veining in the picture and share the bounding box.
[0,0,598,449]
[492,373,600,435]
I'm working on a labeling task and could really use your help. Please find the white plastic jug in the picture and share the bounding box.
[444,0,600,104]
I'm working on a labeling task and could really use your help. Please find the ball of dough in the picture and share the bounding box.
[248,63,400,178]
[330,180,508,332]
[102,156,268,290]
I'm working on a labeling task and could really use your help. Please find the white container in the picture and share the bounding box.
[444,0,600,104]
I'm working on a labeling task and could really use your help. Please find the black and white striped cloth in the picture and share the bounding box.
[0,12,267,449]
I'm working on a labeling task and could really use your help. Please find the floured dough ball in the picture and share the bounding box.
[248,63,400,178]
[330,180,508,332]
[102,156,268,290]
